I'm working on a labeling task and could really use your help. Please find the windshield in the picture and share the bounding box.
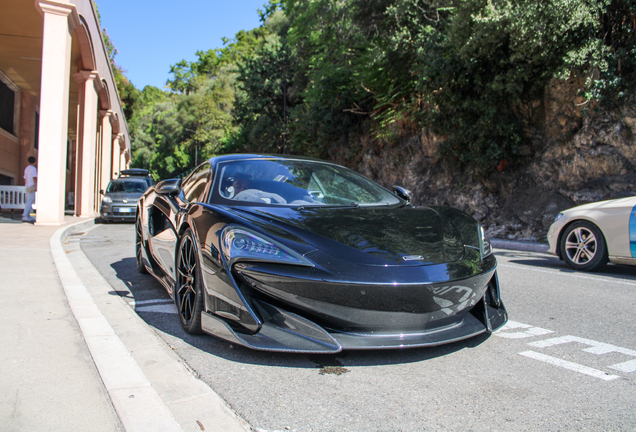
[213,159,401,207]
[106,179,147,193]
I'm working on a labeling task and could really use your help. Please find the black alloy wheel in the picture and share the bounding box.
[135,217,148,274]
[175,229,204,334]
[560,220,608,272]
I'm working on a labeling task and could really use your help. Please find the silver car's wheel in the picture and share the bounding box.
[560,221,607,272]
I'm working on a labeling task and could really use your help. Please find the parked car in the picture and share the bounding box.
[119,168,153,189]
[135,154,507,353]
[99,177,148,222]
[547,196,636,271]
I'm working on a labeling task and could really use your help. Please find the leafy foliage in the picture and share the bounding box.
[586,0,636,104]
[102,0,635,180]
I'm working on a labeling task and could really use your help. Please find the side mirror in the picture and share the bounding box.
[100,189,104,195]
[392,186,412,203]
[155,179,181,196]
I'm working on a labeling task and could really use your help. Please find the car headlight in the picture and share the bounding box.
[102,196,112,203]
[220,227,313,267]
[479,225,492,259]
[554,213,563,223]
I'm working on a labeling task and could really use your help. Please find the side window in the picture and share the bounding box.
[313,170,378,204]
[181,163,211,202]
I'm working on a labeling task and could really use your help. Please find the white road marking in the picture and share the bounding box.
[129,298,173,306]
[497,263,636,287]
[519,351,621,381]
[497,320,636,380]
[497,321,532,330]
[494,320,554,339]
[610,359,636,373]
[529,336,636,373]
[136,304,178,314]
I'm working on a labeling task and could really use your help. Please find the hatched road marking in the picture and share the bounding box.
[496,320,635,381]
[518,351,620,381]
[529,336,636,373]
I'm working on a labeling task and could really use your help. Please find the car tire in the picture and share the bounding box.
[175,229,204,334]
[135,217,149,274]
[560,221,608,271]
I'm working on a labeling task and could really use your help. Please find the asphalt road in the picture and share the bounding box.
[81,223,636,432]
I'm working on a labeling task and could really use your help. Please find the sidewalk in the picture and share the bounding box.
[490,238,549,253]
[0,217,250,432]
[0,216,123,432]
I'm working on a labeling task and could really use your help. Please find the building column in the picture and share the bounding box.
[34,1,78,224]
[99,110,113,194]
[73,70,100,217]
[120,149,127,173]
[111,134,122,178]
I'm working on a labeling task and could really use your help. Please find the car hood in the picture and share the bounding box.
[563,196,636,213]
[228,205,466,266]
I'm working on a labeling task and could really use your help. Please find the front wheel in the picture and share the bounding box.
[175,229,204,334]
[560,221,608,272]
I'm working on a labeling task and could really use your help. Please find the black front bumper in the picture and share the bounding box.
[201,258,508,353]
[201,291,507,353]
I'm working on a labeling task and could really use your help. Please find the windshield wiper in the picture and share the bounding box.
[296,203,359,210]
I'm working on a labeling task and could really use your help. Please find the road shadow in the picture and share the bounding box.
[109,256,495,370]
[494,249,636,281]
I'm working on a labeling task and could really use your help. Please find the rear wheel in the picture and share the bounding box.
[560,221,608,271]
[135,217,148,274]
[175,229,204,334]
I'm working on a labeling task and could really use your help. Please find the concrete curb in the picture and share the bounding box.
[51,219,251,432]
[50,219,184,432]
[491,238,550,254]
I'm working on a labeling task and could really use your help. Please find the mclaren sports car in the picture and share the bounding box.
[135,154,507,353]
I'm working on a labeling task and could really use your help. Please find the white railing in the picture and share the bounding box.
[0,186,37,210]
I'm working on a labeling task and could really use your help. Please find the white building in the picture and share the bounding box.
[0,0,131,224]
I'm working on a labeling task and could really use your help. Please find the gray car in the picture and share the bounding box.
[99,178,148,222]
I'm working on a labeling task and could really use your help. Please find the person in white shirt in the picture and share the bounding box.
[23,156,37,222]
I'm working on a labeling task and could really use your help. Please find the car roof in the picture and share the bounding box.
[109,178,147,183]
[119,168,150,177]
[178,154,342,185]
[205,154,334,171]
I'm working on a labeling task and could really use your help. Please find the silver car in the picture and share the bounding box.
[547,196,636,271]
[99,178,148,222]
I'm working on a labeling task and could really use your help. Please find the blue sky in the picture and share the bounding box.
[97,0,265,90]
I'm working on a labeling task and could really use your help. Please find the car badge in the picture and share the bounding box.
[403,255,424,261]
[123,199,128,203]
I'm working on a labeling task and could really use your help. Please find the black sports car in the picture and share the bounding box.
[136,154,507,353]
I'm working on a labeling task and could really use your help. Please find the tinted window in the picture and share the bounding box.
[106,179,147,193]
[213,159,400,207]
[181,163,210,202]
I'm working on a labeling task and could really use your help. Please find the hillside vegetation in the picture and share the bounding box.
[107,0,636,238]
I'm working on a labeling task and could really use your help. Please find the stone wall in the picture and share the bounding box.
[339,81,636,242]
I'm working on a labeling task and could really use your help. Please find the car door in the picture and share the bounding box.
[148,163,211,283]
[590,196,636,258]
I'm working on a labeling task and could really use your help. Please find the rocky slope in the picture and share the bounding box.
[341,81,636,242]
